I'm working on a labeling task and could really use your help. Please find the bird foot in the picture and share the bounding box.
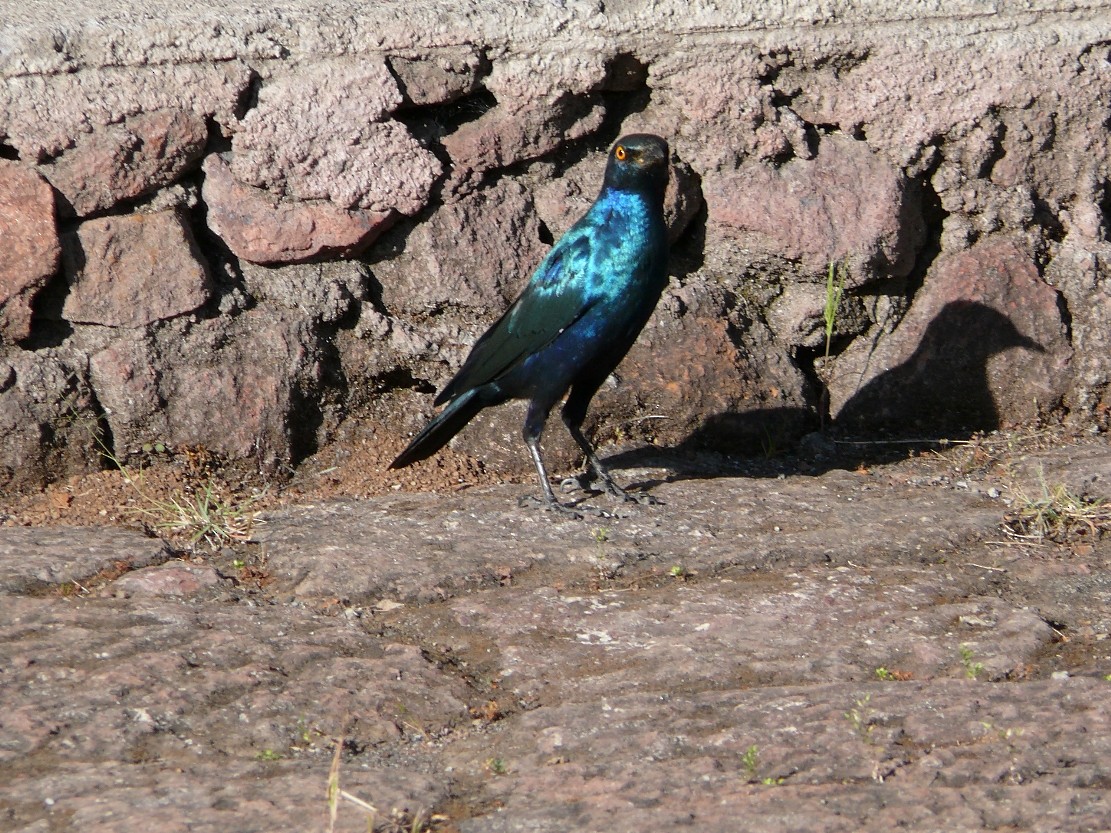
[594,477,662,506]
[517,493,584,520]
[517,493,617,520]
[619,490,663,506]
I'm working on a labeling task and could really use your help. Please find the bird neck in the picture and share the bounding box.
[597,183,665,217]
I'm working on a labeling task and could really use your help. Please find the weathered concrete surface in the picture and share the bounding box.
[1,1,1110,488]
[2,438,1110,831]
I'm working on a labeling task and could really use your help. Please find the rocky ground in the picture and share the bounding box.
[2,427,1110,831]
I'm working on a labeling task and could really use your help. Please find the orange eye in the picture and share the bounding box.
[614,145,626,161]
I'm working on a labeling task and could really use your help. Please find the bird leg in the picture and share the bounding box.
[562,417,660,506]
[522,407,583,519]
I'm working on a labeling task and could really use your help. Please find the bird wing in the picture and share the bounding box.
[435,226,600,406]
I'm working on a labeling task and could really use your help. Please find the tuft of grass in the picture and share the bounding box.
[127,480,264,550]
[818,260,848,431]
[874,667,895,682]
[95,437,265,550]
[1004,469,1111,542]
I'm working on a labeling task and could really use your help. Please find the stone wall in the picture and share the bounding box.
[2,1,1110,489]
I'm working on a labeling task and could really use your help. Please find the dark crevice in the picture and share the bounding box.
[391,86,498,148]
[536,220,554,246]
[1054,283,1074,345]
[977,116,1007,179]
[1100,179,1111,233]
[370,368,436,396]
[0,140,18,160]
[203,116,232,155]
[234,69,265,120]
[1032,193,1066,247]
[21,254,75,350]
[898,173,947,303]
[669,192,707,280]
[599,52,649,92]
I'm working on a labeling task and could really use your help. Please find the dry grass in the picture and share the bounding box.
[1003,471,1111,543]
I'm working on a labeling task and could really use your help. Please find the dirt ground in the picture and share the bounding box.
[2,425,1110,832]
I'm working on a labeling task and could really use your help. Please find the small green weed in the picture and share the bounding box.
[485,757,510,775]
[741,744,760,781]
[817,260,848,431]
[874,667,895,681]
[959,644,985,680]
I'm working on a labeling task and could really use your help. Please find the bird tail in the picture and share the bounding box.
[389,388,484,469]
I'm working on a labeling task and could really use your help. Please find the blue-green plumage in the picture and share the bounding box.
[390,134,671,515]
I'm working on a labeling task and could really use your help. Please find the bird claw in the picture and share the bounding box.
[595,478,661,506]
[559,477,583,494]
[518,493,585,520]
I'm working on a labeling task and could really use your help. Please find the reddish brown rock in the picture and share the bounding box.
[88,310,326,468]
[229,60,441,213]
[0,526,172,595]
[442,95,605,191]
[647,50,790,172]
[1046,239,1111,422]
[60,209,213,328]
[39,109,208,217]
[202,154,397,264]
[390,48,483,106]
[831,235,1071,434]
[704,134,925,280]
[0,62,252,163]
[0,162,59,343]
[375,178,548,317]
[107,562,222,598]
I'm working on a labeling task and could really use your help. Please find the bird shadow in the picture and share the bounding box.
[600,300,1047,490]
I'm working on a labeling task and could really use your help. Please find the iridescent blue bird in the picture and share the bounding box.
[390,134,671,516]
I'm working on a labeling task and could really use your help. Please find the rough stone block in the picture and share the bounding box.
[39,109,208,217]
[704,134,925,281]
[0,161,59,343]
[229,59,441,213]
[202,154,397,264]
[60,209,213,328]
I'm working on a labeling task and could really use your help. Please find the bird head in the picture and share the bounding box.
[602,134,669,199]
